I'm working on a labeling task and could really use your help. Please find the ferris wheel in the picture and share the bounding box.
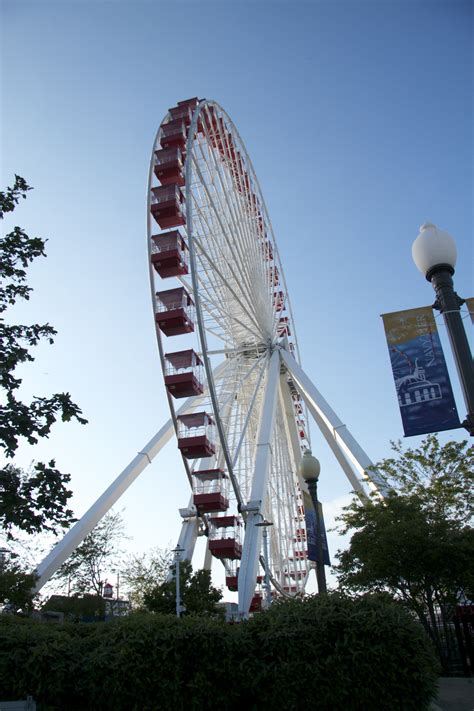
[35,98,390,617]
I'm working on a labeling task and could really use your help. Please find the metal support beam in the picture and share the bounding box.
[279,348,390,499]
[34,394,202,592]
[176,500,199,562]
[238,350,280,617]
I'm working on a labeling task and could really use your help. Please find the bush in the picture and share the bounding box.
[0,595,439,710]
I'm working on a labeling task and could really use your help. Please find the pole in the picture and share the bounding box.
[306,479,327,594]
[261,526,272,606]
[429,267,474,435]
[174,546,183,618]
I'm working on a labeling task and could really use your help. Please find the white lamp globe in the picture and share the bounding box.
[299,449,321,482]
[412,222,457,279]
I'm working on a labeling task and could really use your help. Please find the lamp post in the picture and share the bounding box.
[172,545,185,618]
[412,223,474,435]
[255,517,273,607]
[299,450,327,594]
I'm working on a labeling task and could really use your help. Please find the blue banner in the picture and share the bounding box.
[382,306,460,437]
[304,493,330,565]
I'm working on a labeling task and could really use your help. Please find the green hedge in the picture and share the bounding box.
[0,594,439,710]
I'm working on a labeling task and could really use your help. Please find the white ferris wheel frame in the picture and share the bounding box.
[34,100,390,617]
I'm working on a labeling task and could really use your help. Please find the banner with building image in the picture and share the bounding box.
[381,306,460,436]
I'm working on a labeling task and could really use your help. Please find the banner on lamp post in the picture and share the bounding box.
[381,306,460,436]
[303,491,330,565]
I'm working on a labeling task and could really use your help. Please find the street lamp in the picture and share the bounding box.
[255,517,273,607]
[172,545,185,618]
[412,222,474,435]
[299,450,327,594]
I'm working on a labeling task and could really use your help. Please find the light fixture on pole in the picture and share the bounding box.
[255,517,273,607]
[172,545,185,618]
[299,450,327,594]
[412,223,474,435]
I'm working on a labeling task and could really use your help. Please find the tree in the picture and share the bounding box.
[55,512,126,595]
[0,176,87,541]
[335,434,474,668]
[121,547,172,608]
[0,556,37,612]
[143,560,223,617]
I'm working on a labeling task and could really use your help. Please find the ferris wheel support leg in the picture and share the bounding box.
[279,349,390,499]
[203,541,213,571]
[33,394,202,593]
[238,351,280,618]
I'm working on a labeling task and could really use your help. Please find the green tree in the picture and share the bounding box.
[0,176,87,541]
[335,434,474,667]
[143,560,223,617]
[121,547,172,608]
[0,554,37,612]
[55,512,126,595]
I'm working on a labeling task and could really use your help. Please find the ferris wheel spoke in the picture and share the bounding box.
[215,161,272,325]
[189,167,257,316]
[190,165,266,335]
[191,146,261,305]
[188,190,263,336]
[230,356,268,470]
[196,111,271,320]
[191,257,263,343]
[198,108,258,263]
[191,234,263,339]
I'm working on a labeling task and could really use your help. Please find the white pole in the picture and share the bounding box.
[261,525,272,606]
[174,546,182,618]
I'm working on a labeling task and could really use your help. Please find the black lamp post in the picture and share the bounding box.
[412,223,474,436]
[299,450,327,594]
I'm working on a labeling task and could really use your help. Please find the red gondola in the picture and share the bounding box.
[177,412,215,459]
[164,349,203,398]
[193,468,229,513]
[208,515,242,560]
[150,184,185,230]
[155,287,194,336]
[153,147,184,187]
[151,231,189,278]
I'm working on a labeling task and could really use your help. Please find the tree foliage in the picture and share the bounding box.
[143,560,223,617]
[335,435,474,666]
[55,512,126,595]
[0,462,75,540]
[0,176,87,541]
[0,557,37,612]
[121,547,172,608]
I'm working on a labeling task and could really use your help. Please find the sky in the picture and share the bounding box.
[1,0,472,597]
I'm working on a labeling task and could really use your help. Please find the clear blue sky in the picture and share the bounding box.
[1,0,472,592]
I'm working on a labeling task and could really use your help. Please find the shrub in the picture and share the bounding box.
[0,594,438,710]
